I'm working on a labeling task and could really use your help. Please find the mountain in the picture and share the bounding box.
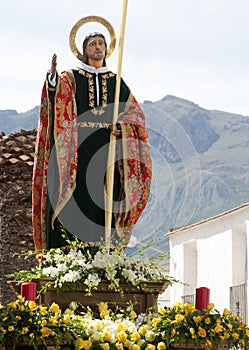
[0,107,39,135]
[132,96,249,252]
[1,96,249,255]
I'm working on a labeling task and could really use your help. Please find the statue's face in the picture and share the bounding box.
[85,36,106,61]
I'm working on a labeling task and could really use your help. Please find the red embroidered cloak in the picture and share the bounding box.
[32,70,152,253]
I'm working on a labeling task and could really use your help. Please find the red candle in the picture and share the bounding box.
[195,287,210,311]
[20,282,36,301]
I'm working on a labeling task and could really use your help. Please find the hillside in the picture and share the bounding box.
[1,96,249,254]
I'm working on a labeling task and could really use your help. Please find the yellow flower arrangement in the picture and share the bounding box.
[148,301,249,349]
[0,298,249,349]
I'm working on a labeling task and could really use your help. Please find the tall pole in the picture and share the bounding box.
[105,0,129,249]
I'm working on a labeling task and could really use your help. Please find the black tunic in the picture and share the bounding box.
[47,67,130,248]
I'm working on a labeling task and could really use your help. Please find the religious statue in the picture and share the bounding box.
[32,16,152,253]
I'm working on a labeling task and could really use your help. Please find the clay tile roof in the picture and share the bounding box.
[6,140,17,148]
[26,161,34,167]
[15,136,27,144]
[8,158,20,164]
[13,147,22,153]
[0,128,37,167]
[2,153,12,159]
[19,155,30,162]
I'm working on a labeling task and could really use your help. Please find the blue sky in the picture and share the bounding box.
[1,0,249,115]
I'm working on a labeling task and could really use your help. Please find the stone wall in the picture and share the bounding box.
[0,129,37,304]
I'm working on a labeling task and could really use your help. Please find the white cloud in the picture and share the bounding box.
[1,0,249,115]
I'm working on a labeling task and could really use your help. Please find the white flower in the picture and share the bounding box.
[56,263,68,273]
[84,273,101,287]
[42,266,60,278]
[60,270,81,283]
[145,330,155,342]
[122,269,137,284]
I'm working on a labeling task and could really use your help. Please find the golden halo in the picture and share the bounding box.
[69,15,116,61]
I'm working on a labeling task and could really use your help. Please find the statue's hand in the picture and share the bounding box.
[112,123,122,137]
[50,53,57,79]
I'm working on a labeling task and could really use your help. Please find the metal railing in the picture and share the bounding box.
[230,283,247,322]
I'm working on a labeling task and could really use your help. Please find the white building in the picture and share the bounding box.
[164,202,249,322]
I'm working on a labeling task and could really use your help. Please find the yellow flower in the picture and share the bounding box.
[175,314,184,322]
[20,327,29,334]
[74,338,84,350]
[39,306,48,315]
[130,332,141,342]
[207,303,214,310]
[80,340,92,350]
[19,305,25,312]
[130,310,137,320]
[173,301,182,310]
[17,295,25,303]
[102,330,112,342]
[223,331,230,340]
[206,339,213,348]
[183,303,195,314]
[198,326,206,338]
[8,301,17,309]
[240,339,245,347]
[98,302,108,312]
[97,321,103,331]
[100,343,110,350]
[41,320,47,327]
[214,324,223,333]
[171,329,177,337]
[28,318,33,323]
[49,316,58,325]
[152,317,161,327]
[63,314,71,324]
[49,302,60,314]
[138,326,147,336]
[115,343,124,350]
[8,326,14,332]
[193,315,202,323]
[29,333,35,340]
[204,317,211,325]
[117,323,126,332]
[100,309,110,319]
[16,316,22,320]
[117,330,127,343]
[145,344,156,350]
[246,329,249,337]
[41,327,53,337]
[129,345,140,350]
[157,342,166,350]
[227,323,233,331]
[223,308,232,316]
[0,327,6,334]
[27,300,36,310]
[232,333,239,340]
[158,308,166,315]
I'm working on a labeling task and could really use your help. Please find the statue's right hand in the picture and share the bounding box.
[50,53,57,79]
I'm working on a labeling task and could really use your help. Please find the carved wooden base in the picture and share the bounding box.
[9,279,169,314]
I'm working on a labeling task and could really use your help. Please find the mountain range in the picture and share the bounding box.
[1,96,249,255]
